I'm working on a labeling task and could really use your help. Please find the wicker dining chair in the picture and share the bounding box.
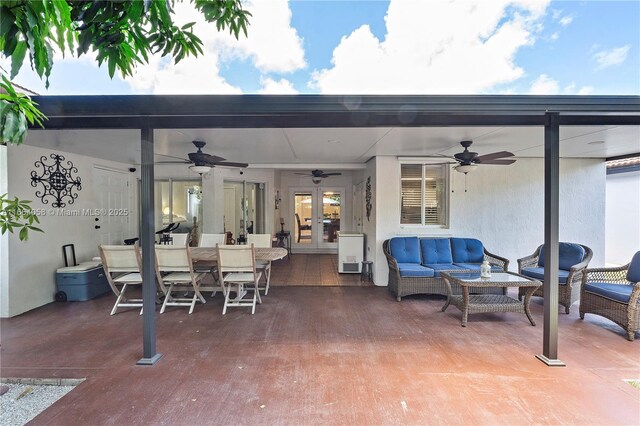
[579,251,640,341]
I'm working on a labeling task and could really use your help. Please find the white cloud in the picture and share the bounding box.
[562,82,593,95]
[593,45,631,70]
[559,15,573,26]
[550,32,559,41]
[127,0,305,94]
[311,0,551,94]
[577,86,594,95]
[529,74,559,94]
[258,77,298,94]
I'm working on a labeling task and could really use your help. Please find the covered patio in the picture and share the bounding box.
[1,94,639,423]
[1,287,639,424]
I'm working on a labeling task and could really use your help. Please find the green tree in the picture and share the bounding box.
[0,0,251,240]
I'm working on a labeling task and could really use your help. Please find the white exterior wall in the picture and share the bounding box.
[371,156,606,286]
[2,144,136,317]
[605,170,640,265]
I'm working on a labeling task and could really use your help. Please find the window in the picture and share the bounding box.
[400,163,448,226]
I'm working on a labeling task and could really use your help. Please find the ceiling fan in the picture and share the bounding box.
[156,141,248,175]
[295,169,342,184]
[444,140,516,173]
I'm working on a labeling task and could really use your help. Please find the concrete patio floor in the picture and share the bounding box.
[1,286,638,425]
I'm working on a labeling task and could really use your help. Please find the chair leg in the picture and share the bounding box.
[188,293,197,314]
[264,264,271,295]
[627,331,635,341]
[160,283,173,314]
[110,284,128,315]
[222,284,232,315]
[255,280,262,305]
[251,289,257,315]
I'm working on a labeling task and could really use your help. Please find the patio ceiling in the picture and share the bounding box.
[23,125,640,166]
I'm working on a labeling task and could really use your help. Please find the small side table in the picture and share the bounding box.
[275,231,291,259]
[361,261,373,282]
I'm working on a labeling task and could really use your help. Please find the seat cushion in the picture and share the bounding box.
[423,263,467,277]
[113,272,142,283]
[161,272,206,283]
[538,243,586,271]
[397,263,435,278]
[521,267,570,284]
[454,263,503,272]
[584,282,634,303]
[389,237,421,264]
[450,238,484,263]
[626,251,640,283]
[419,238,453,264]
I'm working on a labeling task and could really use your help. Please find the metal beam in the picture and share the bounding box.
[537,112,565,367]
[34,113,548,130]
[136,126,162,366]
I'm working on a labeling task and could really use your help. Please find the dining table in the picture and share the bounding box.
[190,246,288,263]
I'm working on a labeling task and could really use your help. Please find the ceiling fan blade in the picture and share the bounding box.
[474,151,514,162]
[479,159,517,165]
[321,173,342,176]
[189,152,226,164]
[156,160,191,164]
[214,161,249,168]
[294,172,311,176]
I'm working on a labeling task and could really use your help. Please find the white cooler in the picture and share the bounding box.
[337,232,365,273]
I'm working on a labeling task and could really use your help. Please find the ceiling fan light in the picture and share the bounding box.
[312,176,322,184]
[455,164,477,174]
[189,165,211,175]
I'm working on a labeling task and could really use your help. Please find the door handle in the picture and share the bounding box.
[95,225,101,229]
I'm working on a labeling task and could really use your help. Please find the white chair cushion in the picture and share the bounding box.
[161,272,205,283]
[114,273,143,283]
[223,272,262,283]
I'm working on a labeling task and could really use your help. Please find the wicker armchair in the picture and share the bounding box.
[579,252,640,341]
[383,239,509,301]
[517,244,593,314]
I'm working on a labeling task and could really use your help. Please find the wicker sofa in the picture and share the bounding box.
[517,243,593,314]
[383,236,509,301]
[579,251,640,341]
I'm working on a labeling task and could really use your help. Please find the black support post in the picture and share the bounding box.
[537,112,565,367]
[137,126,162,366]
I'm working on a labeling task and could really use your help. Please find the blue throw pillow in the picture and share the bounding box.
[389,237,421,264]
[626,251,640,283]
[420,238,453,264]
[538,243,586,271]
[450,238,484,263]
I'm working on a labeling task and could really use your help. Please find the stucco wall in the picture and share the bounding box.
[371,156,606,286]
[2,144,136,317]
[605,170,640,265]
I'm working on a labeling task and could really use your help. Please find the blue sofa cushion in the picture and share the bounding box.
[397,263,435,278]
[521,267,570,284]
[626,251,640,283]
[420,238,453,264]
[584,282,634,303]
[538,243,586,271]
[450,238,484,263]
[455,263,503,272]
[389,237,421,264]
[423,263,467,277]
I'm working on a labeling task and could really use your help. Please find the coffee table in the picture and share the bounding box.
[440,271,541,327]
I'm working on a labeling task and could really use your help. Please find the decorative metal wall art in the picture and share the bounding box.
[31,154,82,208]
[365,176,372,221]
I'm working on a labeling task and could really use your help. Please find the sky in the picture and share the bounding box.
[6,0,640,96]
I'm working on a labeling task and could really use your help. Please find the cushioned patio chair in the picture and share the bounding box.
[518,243,593,314]
[579,251,640,341]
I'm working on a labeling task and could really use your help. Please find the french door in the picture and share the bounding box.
[291,187,344,251]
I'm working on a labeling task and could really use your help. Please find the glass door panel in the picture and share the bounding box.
[292,188,344,250]
[294,192,313,245]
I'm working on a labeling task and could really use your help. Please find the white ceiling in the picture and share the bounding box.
[23,125,640,168]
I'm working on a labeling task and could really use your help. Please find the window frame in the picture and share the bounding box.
[399,161,450,229]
